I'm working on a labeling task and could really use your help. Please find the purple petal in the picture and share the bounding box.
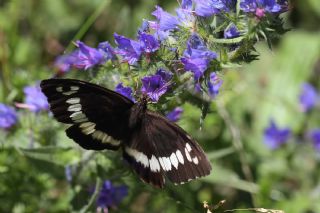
[240,0,257,12]
[97,41,116,61]
[114,33,142,65]
[166,107,183,122]
[152,6,179,31]
[181,57,209,81]
[194,0,227,17]
[54,52,78,73]
[138,32,160,53]
[224,24,240,39]
[141,72,171,102]
[299,83,318,112]
[96,180,128,208]
[0,103,17,129]
[155,68,173,82]
[308,129,320,152]
[73,41,105,70]
[24,84,49,112]
[240,0,282,14]
[208,72,223,98]
[115,83,136,102]
[181,0,193,9]
[263,120,291,149]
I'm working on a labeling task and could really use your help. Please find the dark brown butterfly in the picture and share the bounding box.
[40,78,212,188]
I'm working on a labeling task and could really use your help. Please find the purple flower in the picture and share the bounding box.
[0,103,17,129]
[181,0,193,9]
[299,83,318,112]
[208,72,223,98]
[150,4,194,38]
[138,19,150,33]
[263,120,291,149]
[240,0,282,18]
[72,41,105,70]
[138,32,160,53]
[152,6,179,31]
[141,69,173,102]
[96,180,128,208]
[54,52,77,73]
[308,129,320,152]
[97,41,116,61]
[166,107,183,122]
[24,84,49,112]
[114,33,142,65]
[156,68,173,82]
[54,41,114,72]
[224,24,240,38]
[115,83,136,102]
[181,34,217,81]
[175,7,195,29]
[194,0,229,17]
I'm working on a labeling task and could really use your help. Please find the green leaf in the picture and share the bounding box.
[206,147,235,160]
[203,164,259,193]
[17,147,78,166]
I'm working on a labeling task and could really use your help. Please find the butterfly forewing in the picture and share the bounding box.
[40,79,134,150]
[123,111,212,188]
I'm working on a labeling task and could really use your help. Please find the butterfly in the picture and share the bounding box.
[40,78,212,188]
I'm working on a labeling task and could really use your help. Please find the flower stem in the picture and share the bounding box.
[65,0,111,53]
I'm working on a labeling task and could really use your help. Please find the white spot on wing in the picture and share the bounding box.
[170,153,179,169]
[185,148,192,162]
[92,130,104,140]
[101,134,111,143]
[63,91,77,96]
[186,143,192,152]
[163,157,172,171]
[149,155,160,172]
[68,104,82,112]
[176,150,184,165]
[70,86,79,91]
[91,130,120,146]
[82,127,95,135]
[192,157,199,165]
[66,98,80,104]
[56,87,63,92]
[125,147,149,168]
[136,151,149,168]
[70,112,88,123]
[80,122,96,135]
[80,122,95,129]
[158,157,165,171]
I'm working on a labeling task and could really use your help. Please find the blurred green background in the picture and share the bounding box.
[1,0,320,212]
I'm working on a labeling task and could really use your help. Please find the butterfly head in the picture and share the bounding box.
[128,95,148,129]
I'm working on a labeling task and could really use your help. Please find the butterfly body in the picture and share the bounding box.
[40,78,212,188]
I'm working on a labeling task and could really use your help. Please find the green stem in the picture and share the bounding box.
[65,0,111,53]
[80,177,102,213]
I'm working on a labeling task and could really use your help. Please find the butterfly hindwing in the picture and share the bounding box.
[40,79,134,150]
[123,111,212,188]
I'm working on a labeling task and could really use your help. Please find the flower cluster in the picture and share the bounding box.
[263,82,320,152]
[53,0,288,112]
[263,120,291,149]
[0,84,49,130]
[299,83,320,151]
